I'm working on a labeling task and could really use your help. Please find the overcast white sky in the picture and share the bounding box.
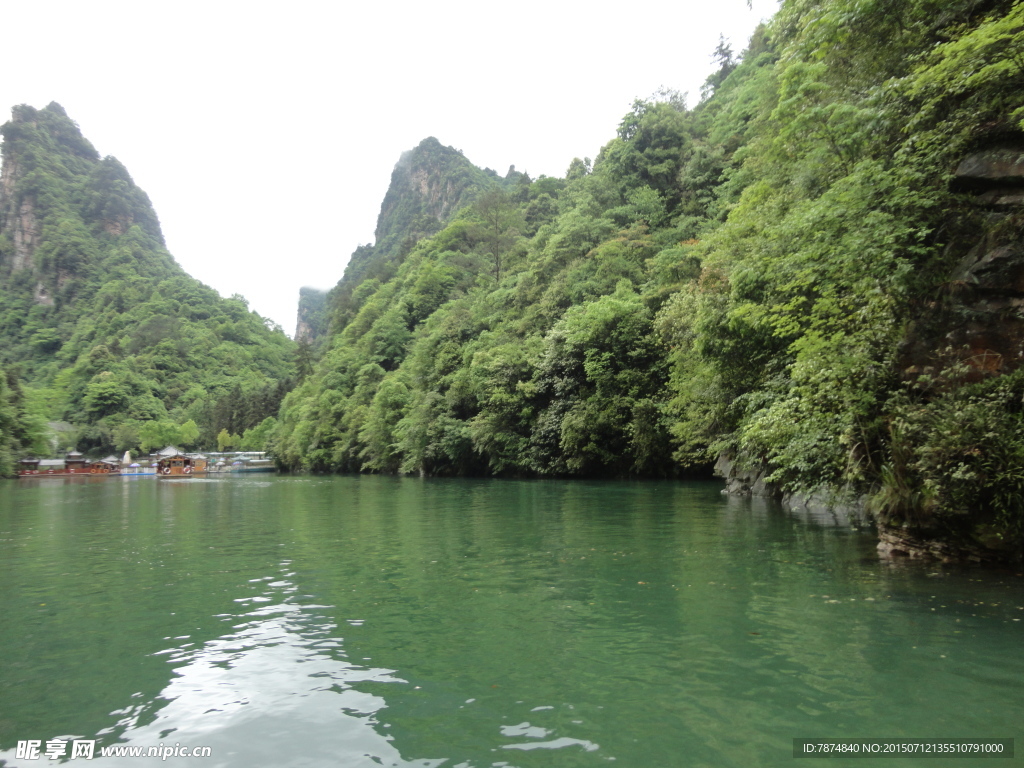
[1,0,779,335]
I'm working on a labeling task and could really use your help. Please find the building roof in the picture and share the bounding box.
[157,446,184,457]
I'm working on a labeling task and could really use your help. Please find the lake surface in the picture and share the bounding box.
[0,475,1021,767]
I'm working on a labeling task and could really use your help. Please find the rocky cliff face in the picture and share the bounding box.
[899,141,1024,382]
[825,140,1024,564]
[0,104,166,292]
[715,140,1024,564]
[0,104,114,305]
[295,286,328,342]
[372,137,499,258]
[0,102,296,454]
[0,153,39,274]
[326,137,502,330]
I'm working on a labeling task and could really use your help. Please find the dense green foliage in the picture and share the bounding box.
[0,368,50,475]
[0,104,295,466]
[296,287,328,341]
[326,138,516,335]
[276,0,1024,557]
[4,2,1021,557]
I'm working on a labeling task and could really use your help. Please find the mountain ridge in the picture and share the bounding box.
[324,136,514,336]
[274,0,1024,563]
[0,102,295,459]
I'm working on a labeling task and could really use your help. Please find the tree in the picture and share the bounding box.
[139,420,182,453]
[474,188,523,281]
[0,372,17,476]
[178,419,200,447]
[82,373,131,420]
[702,37,738,100]
[217,428,240,452]
[295,338,315,380]
[0,103,297,456]
[565,157,592,181]
[240,417,278,452]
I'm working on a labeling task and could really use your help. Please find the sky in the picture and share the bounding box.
[1,0,780,335]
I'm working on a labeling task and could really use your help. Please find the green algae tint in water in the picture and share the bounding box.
[0,476,1021,768]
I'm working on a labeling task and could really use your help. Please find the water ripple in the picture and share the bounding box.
[85,568,440,767]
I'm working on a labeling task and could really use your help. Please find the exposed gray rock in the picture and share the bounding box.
[714,453,782,498]
[33,281,53,306]
[974,189,1024,209]
[952,242,1024,295]
[876,525,1005,563]
[295,286,328,342]
[782,489,870,528]
[954,145,1024,189]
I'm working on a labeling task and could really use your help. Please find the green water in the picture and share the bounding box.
[0,476,1020,768]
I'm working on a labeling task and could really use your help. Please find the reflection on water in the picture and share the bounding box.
[0,550,440,767]
[0,476,1021,768]
[86,564,436,767]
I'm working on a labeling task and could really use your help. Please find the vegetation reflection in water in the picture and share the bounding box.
[0,476,1021,767]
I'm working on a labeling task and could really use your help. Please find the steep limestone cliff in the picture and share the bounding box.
[0,102,295,454]
[327,137,504,331]
[373,138,496,252]
[295,286,328,343]
[899,141,1024,382]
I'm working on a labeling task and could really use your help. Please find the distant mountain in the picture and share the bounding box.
[295,286,328,343]
[275,0,1024,564]
[0,103,295,456]
[326,137,514,333]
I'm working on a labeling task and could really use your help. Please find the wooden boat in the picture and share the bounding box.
[154,446,208,478]
[18,452,119,477]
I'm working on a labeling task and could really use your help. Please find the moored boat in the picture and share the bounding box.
[90,455,122,475]
[18,452,116,477]
[120,463,157,477]
[154,446,208,478]
[228,457,276,473]
[206,451,276,474]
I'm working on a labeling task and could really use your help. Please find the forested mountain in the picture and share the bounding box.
[295,287,328,344]
[276,0,1024,561]
[1,1,1020,561]
[0,103,295,469]
[324,137,523,336]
